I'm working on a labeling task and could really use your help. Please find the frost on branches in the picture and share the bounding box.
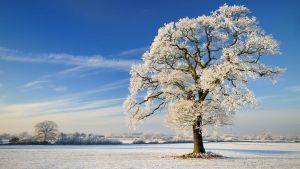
[123,4,284,151]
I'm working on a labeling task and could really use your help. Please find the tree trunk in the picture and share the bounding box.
[192,124,206,154]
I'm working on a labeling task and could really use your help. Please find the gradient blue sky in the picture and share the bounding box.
[0,0,299,136]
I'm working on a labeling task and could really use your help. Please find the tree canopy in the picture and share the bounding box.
[124,4,284,136]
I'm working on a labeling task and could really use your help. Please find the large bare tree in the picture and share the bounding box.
[34,120,58,143]
[124,4,284,154]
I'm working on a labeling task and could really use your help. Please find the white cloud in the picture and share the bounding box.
[257,94,281,101]
[0,97,124,118]
[54,87,68,92]
[0,80,128,119]
[23,80,69,92]
[286,85,300,92]
[116,46,148,57]
[0,46,140,92]
[24,80,49,89]
[0,46,142,84]
[64,78,128,98]
[0,46,140,71]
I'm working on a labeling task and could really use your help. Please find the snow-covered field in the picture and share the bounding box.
[0,142,300,169]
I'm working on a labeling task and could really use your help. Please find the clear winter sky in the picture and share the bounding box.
[0,0,299,136]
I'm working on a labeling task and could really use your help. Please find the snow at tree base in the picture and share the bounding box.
[124,4,284,154]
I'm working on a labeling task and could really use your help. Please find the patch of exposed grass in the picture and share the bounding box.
[175,152,223,159]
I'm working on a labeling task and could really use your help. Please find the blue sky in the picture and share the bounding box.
[0,0,299,136]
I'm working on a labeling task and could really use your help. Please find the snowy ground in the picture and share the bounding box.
[0,142,300,169]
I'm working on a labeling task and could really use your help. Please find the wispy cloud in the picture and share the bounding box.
[257,94,282,101]
[59,78,129,99]
[115,46,148,57]
[24,80,49,89]
[22,80,68,92]
[0,46,141,91]
[54,87,68,92]
[286,85,300,93]
[257,93,300,104]
[0,97,124,118]
[0,79,128,119]
[0,46,140,71]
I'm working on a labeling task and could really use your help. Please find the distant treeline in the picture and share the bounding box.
[2,120,299,145]
[55,132,122,145]
[132,139,193,144]
[0,132,122,145]
[0,120,122,145]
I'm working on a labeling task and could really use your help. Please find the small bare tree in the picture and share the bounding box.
[34,120,58,143]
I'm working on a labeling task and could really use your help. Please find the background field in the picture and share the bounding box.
[1,142,300,169]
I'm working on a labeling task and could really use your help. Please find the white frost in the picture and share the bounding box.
[124,4,284,132]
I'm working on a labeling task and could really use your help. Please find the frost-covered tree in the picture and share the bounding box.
[34,120,58,143]
[124,4,284,154]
